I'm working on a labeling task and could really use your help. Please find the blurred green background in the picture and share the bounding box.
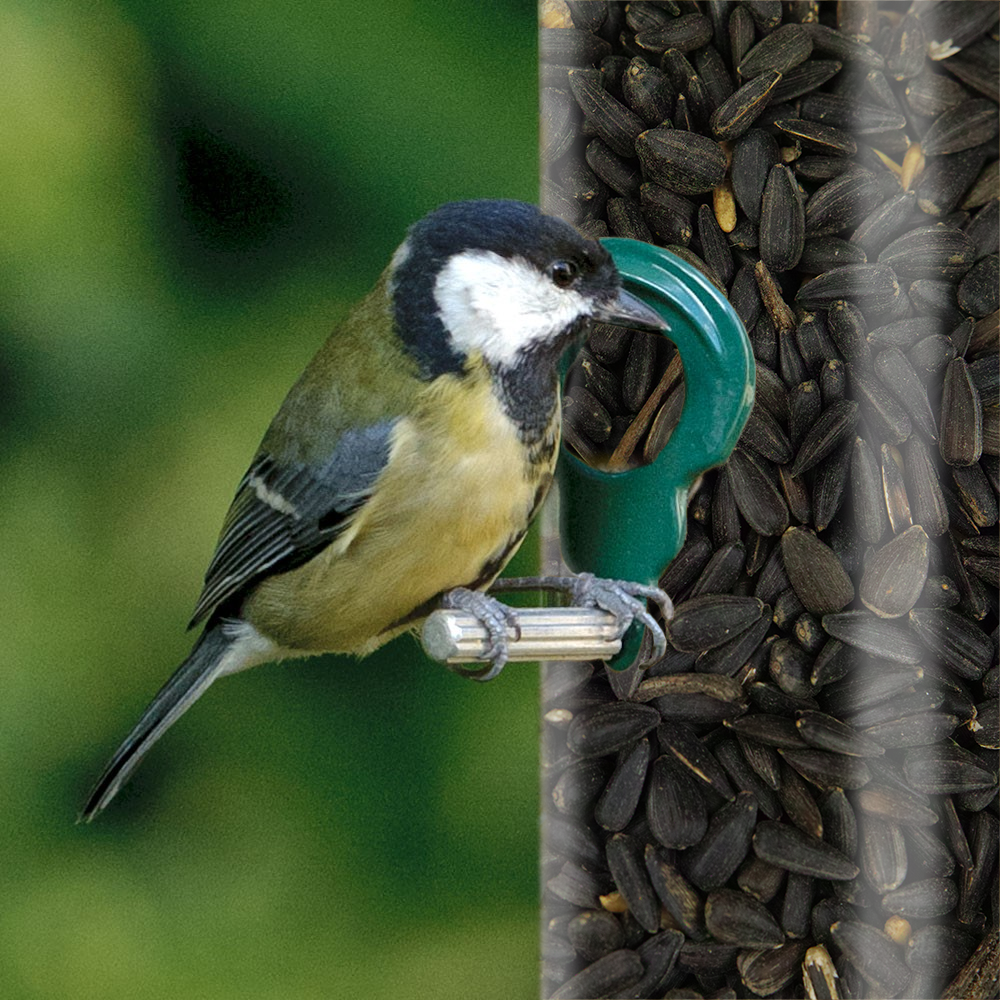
[1,2,542,997]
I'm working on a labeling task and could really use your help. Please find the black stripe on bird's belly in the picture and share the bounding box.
[493,341,565,448]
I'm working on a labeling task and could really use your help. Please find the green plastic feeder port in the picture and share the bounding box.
[558,239,755,668]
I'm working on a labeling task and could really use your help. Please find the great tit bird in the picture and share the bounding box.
[82,199,670,820]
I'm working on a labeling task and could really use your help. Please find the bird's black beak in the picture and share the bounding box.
[592,288,669,332]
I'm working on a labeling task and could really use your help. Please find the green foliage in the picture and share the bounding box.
[0,2,540,996]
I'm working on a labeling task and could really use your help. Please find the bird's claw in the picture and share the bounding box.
[566,573,674,663]
[440,587,521,682]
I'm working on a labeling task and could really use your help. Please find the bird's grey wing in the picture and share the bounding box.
[188,420,396,628]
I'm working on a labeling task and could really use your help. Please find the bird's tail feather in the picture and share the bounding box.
[80,626,235,821]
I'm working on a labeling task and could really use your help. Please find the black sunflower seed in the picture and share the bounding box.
[564,386,612,443]
[850,435,888,543]
[958,810,999,924]
[905,68,971,118]
[641,676,748,724]
[874,347,938,440]
[771,58,843,103]
[568,69,647,157]
[553,757,612,817]
[740,941,810,996]
[907,821,958,878]
[908,607,993,680]
[594,735,652,832]
[666,594,766,653]
[964,196,1000,257]
[658,720,735,800]
[647,754,708,849]
[855,782,940,827]
[635,128,727,195]
[860,523,930,620]
[878,224,977,281]
[726,448,790,536]
[606,832,661,935]
[906,924,977,978]
[546,860,610,910]
[716,738,782,818]
[790,398,858,476]
[694,43,734,107]
[586,140,641,200]
[903,741,998,794]
[969,353,1000,406]
[821,610,923,663]
[680,791,758,891]
[916,265,971,328]
[796,263,900,314]
[882,877,959,920]
[606,197,653,242]
[958,253,1000,318]
[864,711,961,750]
[778,760,824,840]
[781,526,855,615]
[738,853,786,903]
[644,843,704,938]
[568,908,626,962]
[625,929,685,1000]
[915,141,992,217]
[830,920,911,998]
[621,328,659,412]
[885,11,926,82]
[641,17,715,60]
[540,27,613,67]
[811,638,853,689]
[724,713,808,750]
[919,0,1000,58]
[621,56,675,125]
[804,168,886,238]
[848,365,912,444]
[677,939,741,979]
[753,820,859,880]
[735,135,786,233]
[800,236,868,273]
[869,315,948,350]
[741,398,793,465]
[781,747,873,790]
[796,710,885,758]
[904,435,950,537]
[801,22,886,68]
[827,299,872,371]
[921,98,1000,156]
[710,69,783,142]
[859,812,908,895]
[640,182,696,246]
[776,117,857,156]
[850,189,919,257]
[566,702,661,758]
[548,948,644,1000]
[759,163,805,272]
[705,888,785,948]
[800,91,906,133]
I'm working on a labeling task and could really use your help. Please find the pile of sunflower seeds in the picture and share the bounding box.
[540,2,998,998]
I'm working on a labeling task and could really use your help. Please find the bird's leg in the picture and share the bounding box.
[439,587,523,682]
[491,573,673,662]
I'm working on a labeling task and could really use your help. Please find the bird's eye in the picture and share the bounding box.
[550,259,579,288]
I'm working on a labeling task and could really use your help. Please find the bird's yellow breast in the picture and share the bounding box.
[244,360,560,653]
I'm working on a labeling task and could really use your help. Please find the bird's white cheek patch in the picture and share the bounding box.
[434,249,589,367]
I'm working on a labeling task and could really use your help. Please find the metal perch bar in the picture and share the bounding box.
[421,607,624,664]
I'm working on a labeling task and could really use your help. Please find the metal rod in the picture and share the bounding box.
[421,607,622,664]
